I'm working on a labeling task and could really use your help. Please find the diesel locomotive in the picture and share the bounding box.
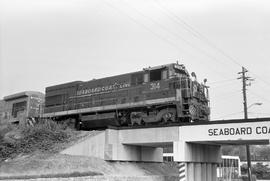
[43,63,210,129]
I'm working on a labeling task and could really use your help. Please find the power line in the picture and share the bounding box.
[154,0,270,90]
[211,83,239,89]
[248,70,270,87]
[120,0,242,72]
[248,112,270,116]
[101,0,187,55]
[209,79,239,88]
[249,90,270,103]
[210,78,238,84]
[104,0,270,93]
[212,94,241,105]
[115,0,241,81]
[153,0,243,68]
[212,111,243,120]
[213,90,240,98]
[114,0,265,107]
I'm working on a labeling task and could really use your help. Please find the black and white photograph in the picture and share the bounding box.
[0,0,270,180]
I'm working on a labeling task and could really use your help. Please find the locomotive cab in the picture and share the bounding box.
[141,63,210,123]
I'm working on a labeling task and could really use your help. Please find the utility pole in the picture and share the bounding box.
[238,67,254,181]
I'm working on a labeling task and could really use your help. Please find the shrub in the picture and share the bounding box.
[241,163,270,179]
[0,119,71,162]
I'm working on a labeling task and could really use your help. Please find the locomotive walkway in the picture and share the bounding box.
[62,117,270,181]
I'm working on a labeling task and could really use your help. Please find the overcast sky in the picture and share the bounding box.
[0,0,270,120]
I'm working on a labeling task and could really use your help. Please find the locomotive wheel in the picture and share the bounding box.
[141,120,146,125]
[75,119,82,130]
[132,122,139,126]
[118,117,127,126]
[162,112,174,123]
[159,108,176,124]
[130,112,143,126]
[118,112,130,126]
[182,117,191,122]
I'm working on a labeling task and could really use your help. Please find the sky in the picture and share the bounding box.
[0,0,270,120]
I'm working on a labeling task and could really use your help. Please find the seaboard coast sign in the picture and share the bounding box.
[208,126,270,136]
[180,120,270,144]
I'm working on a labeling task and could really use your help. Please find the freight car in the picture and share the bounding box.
[43,63,210,129]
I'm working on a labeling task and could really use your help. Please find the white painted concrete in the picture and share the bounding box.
[182,162,218,181]
[173,141,221,163]
[206,163,213,181]
[61,131,106,159]
[141,147,163,162]
[201,163,207,181]
[104,129,163,162]
[120,126,179,145]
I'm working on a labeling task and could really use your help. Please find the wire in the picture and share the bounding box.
[153,0,243,68]
[212,93,240,104]
[249,90,270,103]
[212,111,243,120]
[120,0,243,71]
[105,0,270,93]
[249,70,270,88]
[154,0,270,89]
[210,78,238,84]
[248,112,270,117]
[209,79,239,89]
[101,0,188,55]
[213,90,240,98]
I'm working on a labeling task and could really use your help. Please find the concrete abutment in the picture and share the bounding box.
[61,119,270,181]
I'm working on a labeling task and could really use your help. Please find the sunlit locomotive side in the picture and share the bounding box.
[43,63,210,129]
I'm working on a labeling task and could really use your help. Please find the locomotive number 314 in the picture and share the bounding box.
[150,82,160,90]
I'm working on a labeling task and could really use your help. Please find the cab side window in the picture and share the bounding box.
[150,69,162,81]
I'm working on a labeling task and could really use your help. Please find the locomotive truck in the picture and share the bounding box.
[43,63,210,129]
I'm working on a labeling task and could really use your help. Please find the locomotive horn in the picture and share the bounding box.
[191,72,197,80]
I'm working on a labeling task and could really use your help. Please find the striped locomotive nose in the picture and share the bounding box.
[178,162,186,181]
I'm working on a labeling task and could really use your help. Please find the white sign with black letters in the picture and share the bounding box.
[180,121,270,143]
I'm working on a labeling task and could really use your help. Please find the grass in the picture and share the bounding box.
[0,119,72,162]
[0,171,103,180]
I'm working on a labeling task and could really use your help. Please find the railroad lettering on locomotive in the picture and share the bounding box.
[150,82,160,90]
[76,82,131,96]
[43,63,210,129]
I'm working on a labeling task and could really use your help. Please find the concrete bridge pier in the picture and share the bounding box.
[174,142,221,181]
[180,162,217,181]
[178,162,217,181]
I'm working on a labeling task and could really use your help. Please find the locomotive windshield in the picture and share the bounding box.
[173,64,189,76]
[149,68,168,81]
